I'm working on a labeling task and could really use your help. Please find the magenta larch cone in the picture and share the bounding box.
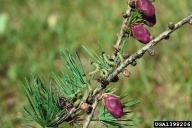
[58,97,73,111]
[135,0,155,17]
[143,14,156,27]
[103,94,123,118]
[131,23,151,44]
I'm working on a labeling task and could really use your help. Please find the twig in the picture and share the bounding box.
[115,0,132,47]
[51,102,83,127]
[109,12,192,80]
[83,97,99,128]
[91,12,192,97]
[51,108,76,127]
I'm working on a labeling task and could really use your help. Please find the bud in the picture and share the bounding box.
[110,75,119,82]
[135,0,155,17]
[96,77,109,87]
[165,35,170,40]
[168,22,175,29]
[131,60,137,66]
[129,0,135,8]
[131,23,150,44]
[122,12,128,18]
[143,14,156,27]
[113,44,121,51]
[87,95,94,105]
[147,47,155,56]
[122,69,131,77]
[58,97,73,112]
[103,94,123,118]
[80,103,93,114]
[122,53,130,59]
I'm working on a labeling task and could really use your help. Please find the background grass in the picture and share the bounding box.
[0,0,191,127]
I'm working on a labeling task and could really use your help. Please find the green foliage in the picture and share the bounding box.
[83,41,125,78]
[61,49,85,86]
[23,74,65,127]
[128,10,144,26]
[53,49,92,106]
[53,49,85,96]
[82,43,111,71]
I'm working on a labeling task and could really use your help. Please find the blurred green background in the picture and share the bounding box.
[0,0,191,127]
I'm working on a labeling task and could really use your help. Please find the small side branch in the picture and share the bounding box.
[116,0,132,46]
[51,102,83,127]
[83,97,99,128]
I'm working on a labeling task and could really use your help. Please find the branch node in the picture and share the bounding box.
[134,52,144,59]
[87,95,94,105]
[122,12,128,18]
[131,60,137,66]
[128,0,135,8]
[96,77,109,88]
[122,69,131,77]
[123,53,130,59]
[147,47,155,56]
[150,36,155,41]
[168,22,175,29]
[188,18,192,25]
[164,35,170,40]
[110,75,119,82]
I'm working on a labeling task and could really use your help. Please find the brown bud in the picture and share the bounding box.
[122,69,131,77]
[113,44,121,51]
[129,0,135,8]
[98,91,103,99]
[122,12,128,18]
[122,53,130,59]
[80,103,91,111]
[96,77,109,87]
[131,61,137,66]
[168,22,175,29]
[110,75,119,82]
[165,35,170,40]
[147,48,155,56]
[85,106,93,114]
[188,18,192,25]
[87,96,94,105]
[80,103,93,114]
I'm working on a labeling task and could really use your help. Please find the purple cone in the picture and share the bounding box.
[103,94,123,118]
[58,97,73,112]
[135,0,155,17]
[131,23,150,44]
[143,14,156,27]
